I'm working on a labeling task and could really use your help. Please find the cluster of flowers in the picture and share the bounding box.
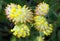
[5,3,33,24]
[5,3,32,38]
[33,2,53,40]
[5,2,53,41]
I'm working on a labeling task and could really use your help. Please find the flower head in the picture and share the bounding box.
[35,2,49,16]
[11,24,30,38]
[5,3,33,24]
[34,16,53,36]
[5,3,18,19]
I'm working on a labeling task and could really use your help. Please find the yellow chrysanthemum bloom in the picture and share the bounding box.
[5,3,33,24]
[11,24,30,38]
[34,16,53,36]
[35,2,49,16]
[5,3,18,19]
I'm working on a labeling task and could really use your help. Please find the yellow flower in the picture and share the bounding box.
[5,3,33,24]
[11,24,30,38]
[35,2,49,16]
[5,3,19,20]
[34,16,53,36]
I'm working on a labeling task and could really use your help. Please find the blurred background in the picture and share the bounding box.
[0,0,60,41]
